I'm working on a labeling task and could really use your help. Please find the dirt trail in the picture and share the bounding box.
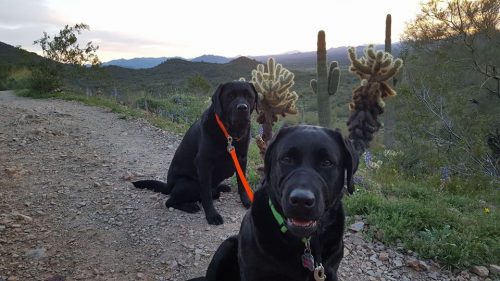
[0,91,483,281]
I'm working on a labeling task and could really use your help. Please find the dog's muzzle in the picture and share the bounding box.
[280,169,326,237]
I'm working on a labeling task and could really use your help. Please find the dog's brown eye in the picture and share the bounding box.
[321,160,333,167]
[280,156,293,165]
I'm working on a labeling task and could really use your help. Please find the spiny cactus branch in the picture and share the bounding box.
[248,58,298,156]
[347,44,403,153]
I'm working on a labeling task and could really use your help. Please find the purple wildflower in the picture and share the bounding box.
[364,151,372,166]
[440,166,450,182]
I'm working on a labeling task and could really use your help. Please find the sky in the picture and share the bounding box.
[0,0,423,62]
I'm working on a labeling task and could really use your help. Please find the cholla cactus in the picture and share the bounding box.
[348,44,402,109]
[249,58,298,156]
[346,44,403,152]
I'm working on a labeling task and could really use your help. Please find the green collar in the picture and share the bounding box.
[268,198,312,245]
[268,198,288,233]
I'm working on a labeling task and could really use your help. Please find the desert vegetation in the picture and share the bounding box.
[0,0,498,272]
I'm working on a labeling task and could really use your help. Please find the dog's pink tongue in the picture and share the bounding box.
[290,218,313,227]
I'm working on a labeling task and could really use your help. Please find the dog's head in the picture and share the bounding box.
[211,81,258,135]
[264,125,358,237]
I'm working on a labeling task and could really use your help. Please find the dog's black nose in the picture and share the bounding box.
[237,103,249,111]
[289,189,315,208]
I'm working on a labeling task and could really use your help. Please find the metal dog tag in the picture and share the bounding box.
[301,251,315,272]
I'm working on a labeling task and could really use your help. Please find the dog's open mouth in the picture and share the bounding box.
[287,218,317,228]
[286,218,318,237]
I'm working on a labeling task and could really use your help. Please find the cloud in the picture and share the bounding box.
[77,30,186,61]
[0,0,65,26]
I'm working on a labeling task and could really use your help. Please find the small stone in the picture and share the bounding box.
[169,260,178,269]
[471,265,489,277]
[343,248,350,257]
[44,275,65,281]
[132,171,145,177]
[13,212,33,222]
[406,258,427,271]
[419,260,431,271]
[122,171,135,181]
[25,248,47,260]
[379,252,389,262]
[136,272,144,279]
[489,264,500,275]
[0,225,5,232]
[428,271,439,280]
[375,229,384,241]
[349,221,365,232]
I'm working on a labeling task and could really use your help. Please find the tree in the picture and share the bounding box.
[397,0,500,178]
[31,23,100,92]
[187,74,211,95]
[402,0,500,97]
[34,23,100,66]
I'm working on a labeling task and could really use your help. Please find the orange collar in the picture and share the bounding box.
[215,114,240,142]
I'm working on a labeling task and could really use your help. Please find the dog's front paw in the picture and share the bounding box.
[206,212,224,225]
[216,184,231,193]
[239,192,251,209]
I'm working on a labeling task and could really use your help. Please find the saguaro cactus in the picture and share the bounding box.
[385,14,392,54]
[310,31,340,128]
[384,13,396,147]
[346,44,403,152]
[249,58,298,156]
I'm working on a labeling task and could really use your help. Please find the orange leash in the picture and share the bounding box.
[215,114,254,203]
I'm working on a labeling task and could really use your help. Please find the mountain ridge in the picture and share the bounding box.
[99,43,402,69]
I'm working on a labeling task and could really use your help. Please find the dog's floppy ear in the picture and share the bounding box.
[342,137,359,194]
[248,82,259,113]
[211,84,225,117]
[327,129,359,194]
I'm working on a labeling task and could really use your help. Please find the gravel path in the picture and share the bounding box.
[0,91,493,281]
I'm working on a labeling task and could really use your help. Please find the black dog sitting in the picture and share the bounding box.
[190,125,359,281]
[133,81,258,225]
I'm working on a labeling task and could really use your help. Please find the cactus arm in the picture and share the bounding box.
[328,62,340,96]
[310,79,317,94]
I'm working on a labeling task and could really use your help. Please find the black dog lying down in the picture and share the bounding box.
[189,125,359,281]
[133,81,258,225]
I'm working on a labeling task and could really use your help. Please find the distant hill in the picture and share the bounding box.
[90,56,262,95]
[0,41,43,66]
[249,43,402,70]
[0,40,400,96]
[102,54,232,68]
[102,57,171,69]
[190,55,231,64]
[100,43,402,71]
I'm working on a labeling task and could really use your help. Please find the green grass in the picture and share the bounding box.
[344,154,499,269]
[16,89,191,133]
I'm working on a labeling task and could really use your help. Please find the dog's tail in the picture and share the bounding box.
[132,180,172,195]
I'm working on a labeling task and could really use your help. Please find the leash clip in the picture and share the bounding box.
[226,136,234,152]
[314,263,326,281]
